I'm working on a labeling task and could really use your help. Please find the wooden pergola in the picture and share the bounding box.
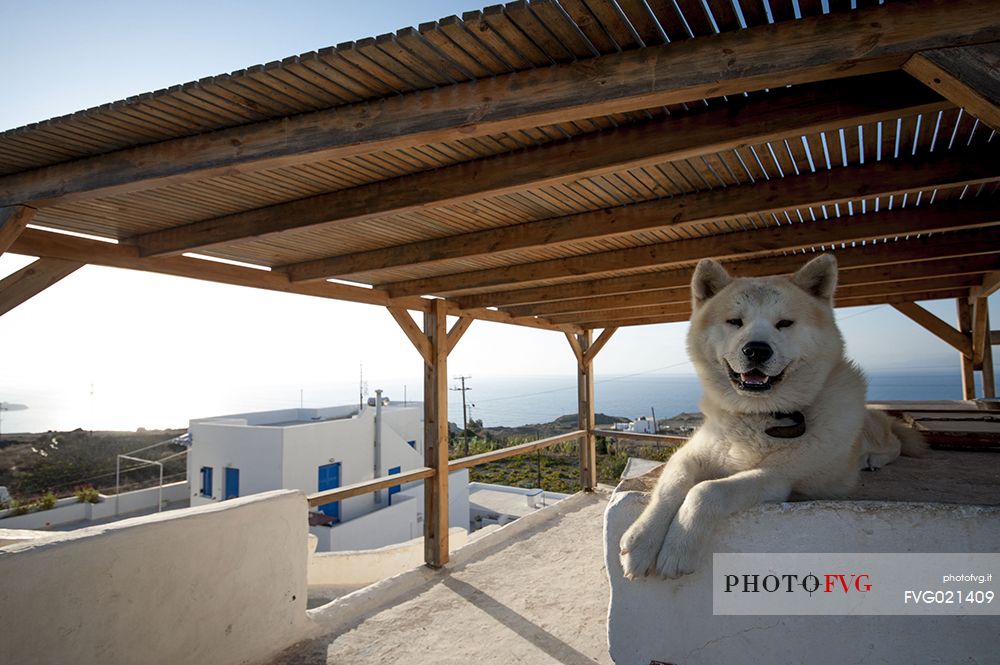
[1,0,998,567]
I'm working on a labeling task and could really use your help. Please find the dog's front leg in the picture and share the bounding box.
[619,451,705,579]
[656,468,791,579]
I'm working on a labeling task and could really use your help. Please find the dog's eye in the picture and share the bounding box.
[776,319,794,329]
[726,318,743,328]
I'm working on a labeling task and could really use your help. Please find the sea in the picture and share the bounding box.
[0,369,981,435]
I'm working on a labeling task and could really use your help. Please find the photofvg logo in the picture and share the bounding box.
[713,553,999,616]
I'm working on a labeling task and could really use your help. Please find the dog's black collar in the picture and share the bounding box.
[766,411,806,438]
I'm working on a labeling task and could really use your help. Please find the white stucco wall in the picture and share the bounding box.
[396,468,471,532]
[188,420,283,506]
[0,481,190,529]
[605,491,1000,665]
[0,490,311,665]
[308,526,468,587]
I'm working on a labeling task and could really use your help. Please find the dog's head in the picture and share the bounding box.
[686,254,843,413]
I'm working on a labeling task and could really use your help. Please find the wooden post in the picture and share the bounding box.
[575,330,596,491]
[956,298,975,399]
[976,301,996,398]
[423,299,449,568]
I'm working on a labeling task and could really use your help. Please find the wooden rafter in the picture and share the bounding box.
[458,227,1000,309]
[2,0,996,209]
[446,317,474,355]
[280,143,991,282]
[0,258,83,317]
[904,42,1000,130]
[979,270,1000,298]
[583,327,618,366]
[504,256,999,318]
[383,200,999,297]
[0,206,35,256]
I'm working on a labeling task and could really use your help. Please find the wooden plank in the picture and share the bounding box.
[992,330,1000,346]
[893,302,971,354]
[978,270,1000,297]
[447,430,586,471]
[282,142,993,281]
[982,305,996,398]
[902,411,1000,422]
[584,326,618,365]
[307,466,434,506]
[3,0,997,208]
[957,297,976,399]
[387,306,432,365]
[577,330,597,490]
[868,399,993,413]
[424,299,449,568]
[0,206,35,256]
[382,199,1000,296]
[904,42,1000,130]
[0,258,84,317]
[912,419,1000,449]
[446,316,473,355]
[136,73,948,259]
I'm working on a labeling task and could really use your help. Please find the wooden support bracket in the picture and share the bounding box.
[0,206,35,256]
[565,332,584,366]
[0,258,83,317]
[892,302,972,356]
[583,327,619,366]
[956,299,975,399]
[446,317,473,355]
[387,306,432,366]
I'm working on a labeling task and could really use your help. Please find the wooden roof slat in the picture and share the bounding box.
[436,14,514,74]
[527,0,600,58]
[6,1,997,208]
[734,0,770,27]
[460,10,534,70]
[482,4,554,66]
[581,0,644,50]
[395,27,476,84]
[616,0,669,45]
[673,0,719,37]
[415,22,495,79]
[557,0,621,53]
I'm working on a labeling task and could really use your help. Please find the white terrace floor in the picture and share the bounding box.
[273,490,613,665]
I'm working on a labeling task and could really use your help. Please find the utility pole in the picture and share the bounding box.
[650,406,658,434]
[451,376,472,456]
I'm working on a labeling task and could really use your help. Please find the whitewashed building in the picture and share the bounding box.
[187,397,469,552]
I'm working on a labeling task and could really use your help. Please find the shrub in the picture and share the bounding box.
[74,485,101,503]
[6,499,31,516]
[38,491,58,510]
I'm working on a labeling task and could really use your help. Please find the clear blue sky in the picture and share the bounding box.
[0,1,995,431]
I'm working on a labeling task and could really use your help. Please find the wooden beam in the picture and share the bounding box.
[992,330,1000,345]
[0,206,35,256]
[383,199,999,297]
[972,297,990,368]
[307,467,434,506]
[571,289,972,329]
[584,327,618,365]
[893,302,972,355]
[979,270,1000,297]
[446,317,473,355]
[503,254,1000,318]
[4,0,996,208]
[448,430,585,472]
[423,298,449,568]
[458,227,1000,309]
[387,306,432,366]
[0,258,83,317]
[904,42,1000,129]
[957,298,976,398]
[281,140,991,281]
[576,331,596,491]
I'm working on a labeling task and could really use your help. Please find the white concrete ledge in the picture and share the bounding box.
[0,490,312,665]
[605,486,1000,665]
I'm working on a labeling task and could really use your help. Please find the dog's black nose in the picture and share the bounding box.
[742,341,773,363]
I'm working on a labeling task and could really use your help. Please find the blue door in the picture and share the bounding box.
[388,466,401,505]
[317,462,341,521]
[224,467,240,500]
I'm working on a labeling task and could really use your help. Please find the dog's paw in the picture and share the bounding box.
[619,523,663,580]
[654,531,701,579]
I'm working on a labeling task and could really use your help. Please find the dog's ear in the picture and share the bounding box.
[691,259,732,308]
[792,254,838,301]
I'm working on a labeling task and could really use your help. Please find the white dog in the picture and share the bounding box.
[619,254,924,579]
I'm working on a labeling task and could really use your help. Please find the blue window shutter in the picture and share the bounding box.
[200,467,213,497]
